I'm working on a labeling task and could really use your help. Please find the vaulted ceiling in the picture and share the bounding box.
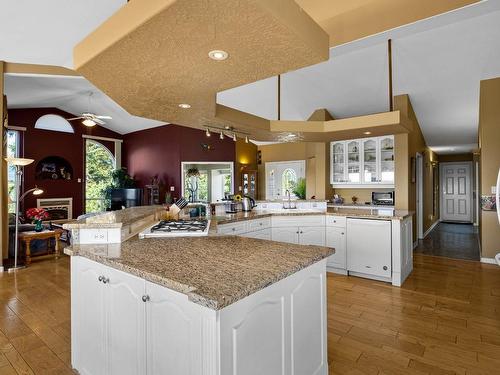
[1,0,499,152]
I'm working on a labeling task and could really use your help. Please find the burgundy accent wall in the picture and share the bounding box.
[8,108,121,218]
[123,125,236,202]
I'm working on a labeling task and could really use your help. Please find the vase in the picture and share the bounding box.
[34,220,43,232]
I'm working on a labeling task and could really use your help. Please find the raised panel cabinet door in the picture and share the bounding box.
[299,227,326,246]
[145,281,205,375]
[272,227,299,244]
[73,257,107,375]
[105,268,146,375]
[242,228,272,240]
[325,227,346,269]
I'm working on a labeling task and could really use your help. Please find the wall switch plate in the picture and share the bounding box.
[170,186,175,191]
[492,186,497,194]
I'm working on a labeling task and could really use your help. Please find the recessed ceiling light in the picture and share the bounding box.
[208,50,229,61]
[178,103,191,109]
[82,118,97,127]
[363,131,372,135]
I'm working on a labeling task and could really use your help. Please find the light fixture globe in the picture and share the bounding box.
[208,50,229,61]
[4,157,34,166]
[82,118,97,127]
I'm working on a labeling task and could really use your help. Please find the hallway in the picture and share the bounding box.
[415,222,480,261]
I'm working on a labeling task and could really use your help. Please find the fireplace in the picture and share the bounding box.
[37,198,73,221]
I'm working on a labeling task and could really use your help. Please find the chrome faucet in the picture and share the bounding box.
[283,189,297,209]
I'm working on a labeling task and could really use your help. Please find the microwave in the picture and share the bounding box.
[371,191,394,206]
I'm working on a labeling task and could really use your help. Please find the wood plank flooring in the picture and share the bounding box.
[1,253,499,374]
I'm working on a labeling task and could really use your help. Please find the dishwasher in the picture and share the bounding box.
[346,218,392,279]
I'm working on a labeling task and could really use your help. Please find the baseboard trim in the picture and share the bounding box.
[423,220,440,239]
[480,257,498,265]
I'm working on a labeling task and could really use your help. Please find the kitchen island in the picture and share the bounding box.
[64,208,333,375]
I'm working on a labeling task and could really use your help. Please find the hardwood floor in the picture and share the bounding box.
[415,223,480,261]
[1,253,499,374]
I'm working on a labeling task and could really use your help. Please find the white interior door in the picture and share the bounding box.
[440,162,472,223]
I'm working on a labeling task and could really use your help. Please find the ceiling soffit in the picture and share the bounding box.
[295,0,480,47]
[74,0,329,140]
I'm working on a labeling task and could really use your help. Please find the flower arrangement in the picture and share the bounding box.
[26,207,49,221]
[26,208,49,232]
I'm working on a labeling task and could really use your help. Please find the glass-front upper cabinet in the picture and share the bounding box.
[330,135,395,187]
[362,139,378,183]
[379,137,395,183]
[331,142,345,183]
[347,140,361,183]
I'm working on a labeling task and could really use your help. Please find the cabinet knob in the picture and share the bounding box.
[383,266,388,271]
[300,231,303,234]
[341,232,344,235]
[102,277,110,284]
[296,231,299,234]
[142,295,150,302]
[232,228,236,231]
[98,275,103,282]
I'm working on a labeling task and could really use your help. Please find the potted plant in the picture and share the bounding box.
[102,168,140,210]
[26,207,49,232]
[292,178,306,200]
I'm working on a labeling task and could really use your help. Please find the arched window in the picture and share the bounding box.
[35,114,74,133]
[281,168,297,197]
[85,140,115,213]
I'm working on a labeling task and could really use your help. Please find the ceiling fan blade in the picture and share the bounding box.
[95,115,112,120]
[66,117,84,121]
[93,118,106,125]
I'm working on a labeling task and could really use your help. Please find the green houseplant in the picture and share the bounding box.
[292,178,306,200]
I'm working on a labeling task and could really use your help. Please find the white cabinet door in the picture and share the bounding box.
[106,268,146,375]
[325,227,346,269]
[299,227,325,246]
[347,219,392,278]
[242,228,272,240]
[272,227,299,244]
[73,257,107,375]
[146,281,204,375]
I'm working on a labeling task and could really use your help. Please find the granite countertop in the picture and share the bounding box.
[64,206,164,229]
[65,236,333,310]
[212,207,412,225]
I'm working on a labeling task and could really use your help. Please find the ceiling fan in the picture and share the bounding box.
[66,92,112,127]
[67,112,112,127]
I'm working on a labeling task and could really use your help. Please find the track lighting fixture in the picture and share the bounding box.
[206,128,211,137]
[219,131,224,140]
[233,133,237,141]
[245,136,249,143]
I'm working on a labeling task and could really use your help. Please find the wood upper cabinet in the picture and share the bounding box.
[330,135,394,188]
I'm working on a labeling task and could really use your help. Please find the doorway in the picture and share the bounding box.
[440,162,473,223]
[416,153,424,239]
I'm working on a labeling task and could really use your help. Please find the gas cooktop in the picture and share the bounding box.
[139,219,210,238]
